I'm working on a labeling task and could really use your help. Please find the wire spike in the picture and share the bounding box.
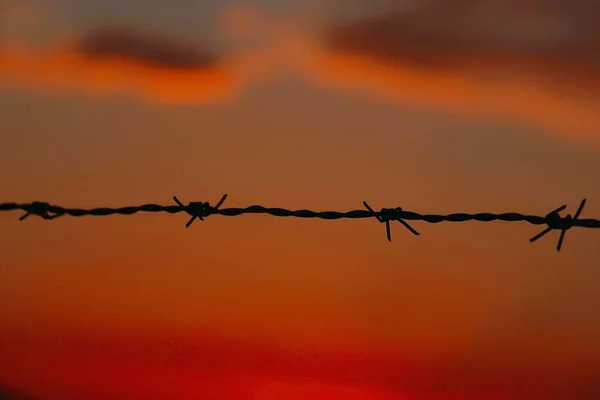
[573,199,586,220]
[530,200,586,252]
[173,195,228,228]
[363,202,420,241]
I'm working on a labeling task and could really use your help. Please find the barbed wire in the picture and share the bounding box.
[1,195,598,252]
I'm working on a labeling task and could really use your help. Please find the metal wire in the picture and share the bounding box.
[1,196,597,252]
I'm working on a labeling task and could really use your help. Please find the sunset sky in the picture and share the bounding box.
[1,0,599,399]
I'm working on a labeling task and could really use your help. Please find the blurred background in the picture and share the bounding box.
[1,0,599,399]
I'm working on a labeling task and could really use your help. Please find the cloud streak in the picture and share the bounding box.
[306,0,600,143]
[326,0,600,68]
[0,26,238,103]
[76,27,220,70]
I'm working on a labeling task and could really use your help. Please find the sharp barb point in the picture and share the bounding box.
[398,219,420,236]
[552,205,568,214]
[186,216,197,228]
[574,199,586,220]
[530,226,553,243]
[173,196,184,208]
[557,229,566,252]
[215,194,228,209]
[386,220,392,242]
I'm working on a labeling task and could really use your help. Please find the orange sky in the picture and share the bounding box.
[1,1,599,399]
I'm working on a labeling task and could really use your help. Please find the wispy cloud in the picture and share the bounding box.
[76,27,220,70]
[0,22,241,103]
[305,0,600,143]
[326,0,600,68]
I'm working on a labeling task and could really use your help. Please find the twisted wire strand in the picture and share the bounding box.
[1,196,597,252]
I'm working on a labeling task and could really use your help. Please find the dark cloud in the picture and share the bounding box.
[0,25,236,103]
[76,26,221,69]
[325,0,600,71]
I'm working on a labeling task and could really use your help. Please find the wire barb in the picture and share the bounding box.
[363,201,420,242]
[529,199,587,252]
[173,194,227,228]
[18,201,63,221]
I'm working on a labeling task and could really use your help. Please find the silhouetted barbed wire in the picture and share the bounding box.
[1,195,598,252]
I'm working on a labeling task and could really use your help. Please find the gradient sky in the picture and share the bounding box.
[1,0,599,399]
